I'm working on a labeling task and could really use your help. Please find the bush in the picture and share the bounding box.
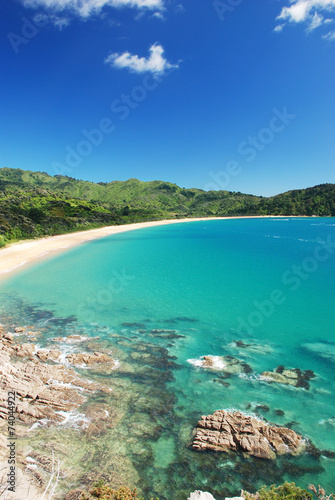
[243,482,313,500]
[80,481,159,500]
[0,235,6,248]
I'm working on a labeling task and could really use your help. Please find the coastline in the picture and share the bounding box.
[0,215,333,497]
[0,216,275,280]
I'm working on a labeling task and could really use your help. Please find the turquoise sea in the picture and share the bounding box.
[1,217,335,498]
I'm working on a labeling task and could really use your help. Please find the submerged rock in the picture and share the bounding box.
[229,340,273,355]
[261,366,316,390]
[151,329,177,334]
[191,410,305,460]
[302,342,335,364]
[14,326,25,333]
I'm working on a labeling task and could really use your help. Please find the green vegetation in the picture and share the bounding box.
[76,482,334,500]
[0,167,334,246]
[80,481,158,500]
[243,483,334,500]
[243,483,312,500]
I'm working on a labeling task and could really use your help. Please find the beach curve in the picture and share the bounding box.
[0,216,272,279]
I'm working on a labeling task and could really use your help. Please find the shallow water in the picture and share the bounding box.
[1,218,334,497]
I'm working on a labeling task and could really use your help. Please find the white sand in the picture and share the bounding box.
[0,216,273,279]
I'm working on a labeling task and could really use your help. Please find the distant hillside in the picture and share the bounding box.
[0,167,334,246]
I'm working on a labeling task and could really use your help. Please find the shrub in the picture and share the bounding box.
[80,481,159,500]
[243,482,313,500]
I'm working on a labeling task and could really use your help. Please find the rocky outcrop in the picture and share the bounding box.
[13,326,40,338]
[1,325,116,368]
[191,410,305,460]
[14,343,36,358]
[66,351,115,366]
[35,349,61,362]
[261,366,316,390]
[188,355,252,374]
[0,332,111,427]
[0,326,119,498]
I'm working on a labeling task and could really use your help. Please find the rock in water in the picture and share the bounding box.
[66,351,114,366]
[191,410,305,460]
[187,355,252,374]
[261,366,316,390]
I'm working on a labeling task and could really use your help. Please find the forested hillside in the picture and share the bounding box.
[0,167,334,246]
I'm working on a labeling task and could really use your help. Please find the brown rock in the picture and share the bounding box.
[36,349,61,362]
[3,333,14,342]
[191,410,305,459]
[15,343,35,357]
[0,337,110,427]
[261,366,315,390]
[66,351,114,366]
[15,327,25,333]
[25,331,40,337]
[202,356,214,367]
[190,355,252,374]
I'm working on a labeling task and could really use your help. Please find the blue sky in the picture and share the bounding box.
[1,0,335,196]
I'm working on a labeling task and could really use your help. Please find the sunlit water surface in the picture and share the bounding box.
[1,218,334,498]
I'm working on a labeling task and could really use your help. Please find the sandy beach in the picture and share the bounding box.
[0,216,267,279]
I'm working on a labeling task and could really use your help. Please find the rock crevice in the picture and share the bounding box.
[191,410,305,460]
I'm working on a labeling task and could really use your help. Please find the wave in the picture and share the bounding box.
[29,410,90,432]
[311,223,335,227]
[187,355,227,370]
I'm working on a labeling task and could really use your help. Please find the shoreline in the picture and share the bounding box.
[0,216,332,498]
[0,216,280,280]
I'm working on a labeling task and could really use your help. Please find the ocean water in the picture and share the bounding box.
[1,217,335,498]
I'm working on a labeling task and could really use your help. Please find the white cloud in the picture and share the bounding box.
[307,11,324,30]
[274,24,285,32]
[104,43,179,74]
[323,29,335,37]
[22,0,164,19]
[152,11,165,19]
[31,11,70,29]
[278,0,311,22]
[275,0,335,38]
[53,15,71,28]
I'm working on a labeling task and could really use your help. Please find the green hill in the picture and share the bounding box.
[0,167,334,247]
